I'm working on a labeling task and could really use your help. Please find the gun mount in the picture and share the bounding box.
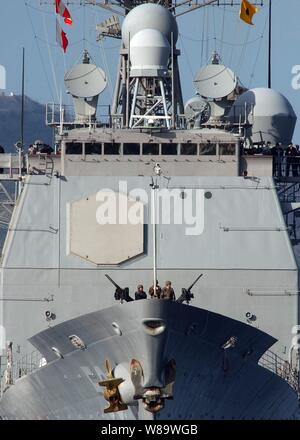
[176,274,203,305]
[105,274,134,303]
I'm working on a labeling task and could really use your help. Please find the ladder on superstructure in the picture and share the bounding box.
[38,153,54,180]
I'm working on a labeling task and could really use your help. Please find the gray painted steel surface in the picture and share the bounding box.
[0,0,299,421]
[0,301,298,420]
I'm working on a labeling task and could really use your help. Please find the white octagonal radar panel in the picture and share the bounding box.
[64,64,107,98]
[194,64,237,99]
[68,191,144,265]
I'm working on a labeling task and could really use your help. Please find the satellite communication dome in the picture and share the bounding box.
[64,62,107,123]
[130,29,170,77]
[184,95,211,124]
[229,88,297,144]
[122,3,178,48]
[194,64,237,99]
[64,64,107,98]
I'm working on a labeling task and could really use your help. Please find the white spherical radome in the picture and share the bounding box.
[130,29,170,73]
[229,88,297,144]
[232,88,296,118]
[122,3,178,48]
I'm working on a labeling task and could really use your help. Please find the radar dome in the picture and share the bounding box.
[184,95,211,126]
[229,88,297,144]
[194,64,237,99]
[130,29,170,77]
[64,61,107,123]
[64,64,107,98]
[122,3,178,48]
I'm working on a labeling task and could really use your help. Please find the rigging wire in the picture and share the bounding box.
[28,35,119,50]
[92,9,114,100]
[181,33,262,47]
[99,39,114,99]
[248,14,269,88]
[229,15,241,66]
[23,0,55,101]
[83,0,87,51]
[235,25,251,74]
[200,6,206,67]
[40,1,60,103]
[212,4,217,52]
[85,40,120,50]
[179,34,195,87]
[179,34,195,83]
[219,4,226,58]
[26,2,82,15]
[91,9,106,97]
[206,6,210,62]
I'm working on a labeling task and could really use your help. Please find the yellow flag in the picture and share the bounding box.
[240,0,259,25]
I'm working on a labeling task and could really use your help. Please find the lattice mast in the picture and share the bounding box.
[96,1,186,129]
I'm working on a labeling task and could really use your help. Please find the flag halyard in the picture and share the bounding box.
[56,18,69,53]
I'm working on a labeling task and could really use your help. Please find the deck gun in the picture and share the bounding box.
[176,274,203,304]
[105,274,134,303]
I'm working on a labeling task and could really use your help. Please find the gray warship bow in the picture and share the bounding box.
[0,0,299,420]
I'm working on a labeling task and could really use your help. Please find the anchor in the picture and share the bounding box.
[99,359,128,413]
[130,358,176,413]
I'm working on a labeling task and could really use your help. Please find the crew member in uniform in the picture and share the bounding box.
[135,284,147,300]
[0,145,4,174]
[161,281,176,301]
[149,280,162,299]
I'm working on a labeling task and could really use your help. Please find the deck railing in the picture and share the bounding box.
[0,350,44,398]
[259,350,300,397]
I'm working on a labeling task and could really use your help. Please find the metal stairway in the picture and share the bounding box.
[38,153,54,180]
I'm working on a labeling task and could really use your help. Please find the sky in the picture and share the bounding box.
[0,0,300,140]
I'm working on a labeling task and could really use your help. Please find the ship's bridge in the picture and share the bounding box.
[0,127,273,180]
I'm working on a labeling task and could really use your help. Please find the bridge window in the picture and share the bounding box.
[162,143,178,155]
[199,142,216,155]
[219,143,236,156]
[104,143,120,155]
[142,143,159,155]
[85,143,102,155]
[66,142,82,154]
[123,143,140,155]
[181,143,197,155]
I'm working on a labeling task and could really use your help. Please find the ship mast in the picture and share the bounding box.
[268,0,272,88]
[151,178,158,298]
[21,48,25,153]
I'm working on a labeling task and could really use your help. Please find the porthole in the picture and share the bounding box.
[69,335,87,350]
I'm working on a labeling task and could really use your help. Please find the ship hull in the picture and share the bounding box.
[0,300,298,420]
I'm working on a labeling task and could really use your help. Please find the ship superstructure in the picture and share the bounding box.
[0,0,299,419]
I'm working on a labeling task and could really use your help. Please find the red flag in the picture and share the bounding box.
[56,19,68,53]
[55,0,73,26]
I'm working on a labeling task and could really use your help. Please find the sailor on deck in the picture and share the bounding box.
[0,145,4,174]
[135,284,147,300]
[161,281,176,301]
[149,280,162,299]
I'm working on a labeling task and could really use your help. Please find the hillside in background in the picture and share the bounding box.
[0,95,53,152]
